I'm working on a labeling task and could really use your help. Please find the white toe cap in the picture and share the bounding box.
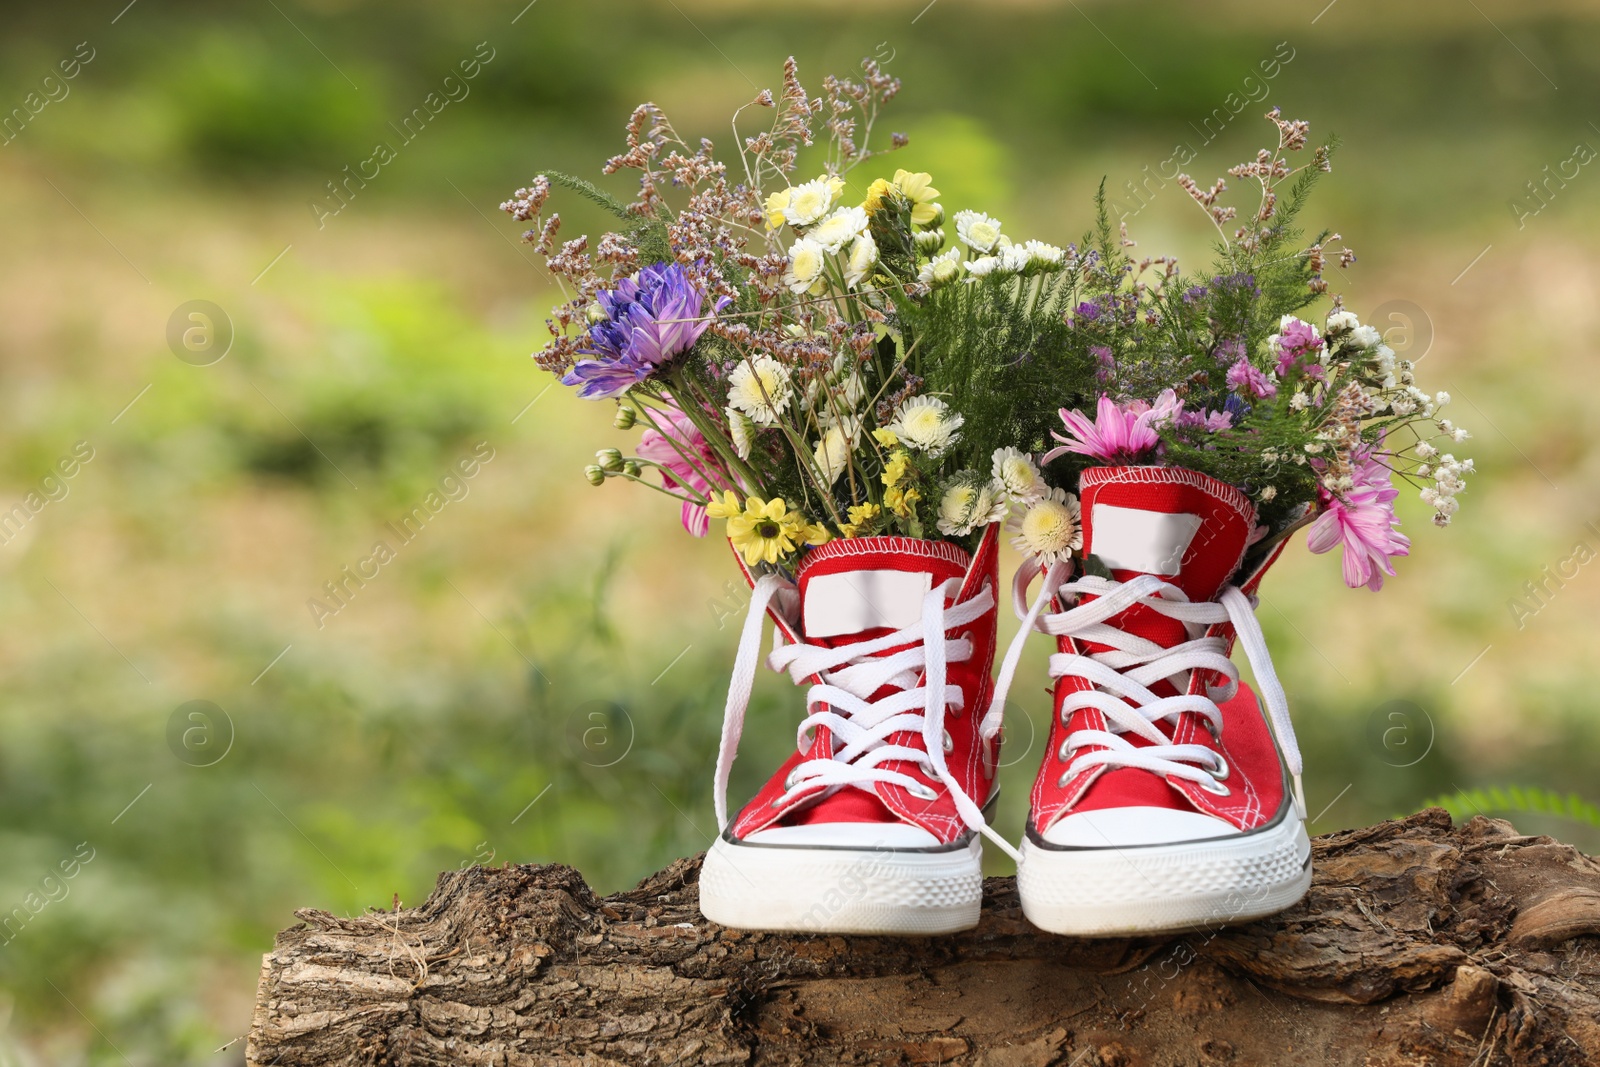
[1040,806,1237,848]
[743,822,943,848]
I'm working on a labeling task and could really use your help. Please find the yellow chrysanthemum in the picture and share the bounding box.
[726,495,802,566]
[839,501,882,539]
[861,177,894,215]
[882,449,913,489]
[892,169,941,226]
[884,484,921,519]
[871,428,900,449]
[798,520,832,547]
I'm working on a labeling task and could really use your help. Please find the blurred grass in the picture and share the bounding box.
[2,0,1600,1063]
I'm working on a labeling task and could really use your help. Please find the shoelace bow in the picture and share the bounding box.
[989,558,1306,818]
[716,573,1021,861]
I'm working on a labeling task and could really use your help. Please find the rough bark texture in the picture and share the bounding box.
[248,810,1600,1066]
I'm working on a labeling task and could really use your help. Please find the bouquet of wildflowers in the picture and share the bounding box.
[1007,110,1471,591]
[502,58,1092,569]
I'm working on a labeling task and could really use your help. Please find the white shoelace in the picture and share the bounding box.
[988,560,1306,817]
[715,573,1020,860]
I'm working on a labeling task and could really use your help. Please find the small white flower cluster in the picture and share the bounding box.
[1317,309,1472,520]
[1415,440,1473,527]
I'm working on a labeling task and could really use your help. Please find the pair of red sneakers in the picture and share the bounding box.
[699,466,1312,937]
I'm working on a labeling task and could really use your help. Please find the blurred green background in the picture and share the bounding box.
[1,0,1598,1061]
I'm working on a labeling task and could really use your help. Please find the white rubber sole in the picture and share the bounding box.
[699,833,984,935]
[1017,809,1312,937]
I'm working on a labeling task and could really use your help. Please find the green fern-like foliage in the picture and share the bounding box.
[1417,785,1600,831]
[546,169,673,264]
[907,270,1096,469]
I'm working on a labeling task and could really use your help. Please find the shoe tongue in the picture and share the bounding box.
[1080,466,1255,605]
[795,536,970,648]
[786,536,971,831]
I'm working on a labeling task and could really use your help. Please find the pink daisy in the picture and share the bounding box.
[636,406,727,537]
[1305,442,1411,591]
[1042,390,1180,465]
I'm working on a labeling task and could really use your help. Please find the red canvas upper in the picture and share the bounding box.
[1032,465,1291,835]
[728,529,1001,844]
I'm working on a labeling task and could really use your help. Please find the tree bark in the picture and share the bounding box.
[247,810,1600,1066]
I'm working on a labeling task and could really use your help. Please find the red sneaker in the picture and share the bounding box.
[991,466,1311,936]
[699,527,1014,934]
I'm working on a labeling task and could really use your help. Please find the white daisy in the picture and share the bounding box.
[812,422,859,486]
[936,477,1007,537]
[1021,239,1065,270]
[954,210,1003,252]
[964,254,1004,281]
[997,239,1032,273]
[783,175,844,226]
[1007,487,1082,565]
[727,356,793,427]
[888,395,963,457]
[917,248,961,287]
[808,205,869,253]
[806,354,866,423]
[991,447,1046,506]
[726,406,757,460]
[843,232,878,289]
[784,237,828,295]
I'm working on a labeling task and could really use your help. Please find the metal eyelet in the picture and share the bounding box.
[1197,775,1231,796]
[907,782,937,801]
[1056,771,1074,790]
[941,729,954,754]
[1203,718,1223,744]
[783,770,800,791]
[1057,740,1074,763]
[1208,755,1230,782]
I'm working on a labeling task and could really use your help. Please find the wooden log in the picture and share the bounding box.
[247,810,1600,1066]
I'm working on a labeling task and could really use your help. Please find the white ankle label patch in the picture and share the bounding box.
[803,569,933,638]
[1091,505,1203,575]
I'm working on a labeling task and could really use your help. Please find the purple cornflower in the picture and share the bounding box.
[1226,358,1277,398]
[1074,298,1105,323]
[561,263,730,400]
